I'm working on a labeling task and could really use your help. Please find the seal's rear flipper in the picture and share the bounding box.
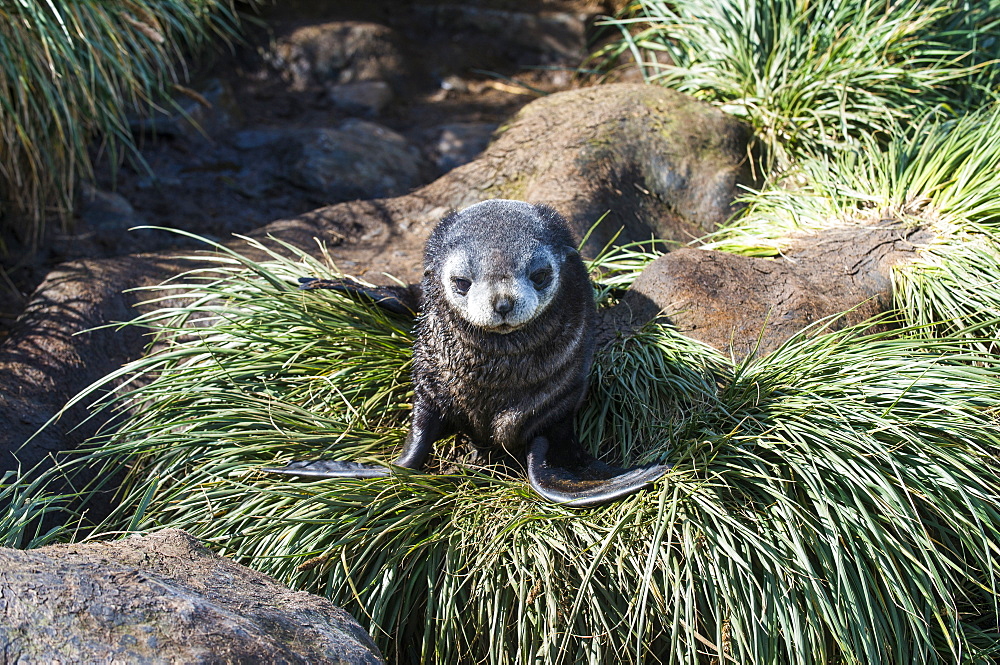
[298,277,418,316]
[265,459,392,479]
[526,436,668,507]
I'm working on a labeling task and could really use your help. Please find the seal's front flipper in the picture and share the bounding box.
[526,436,669,507]
[267,404,444,482]
[265,459,392,479]
[298,277,418,316]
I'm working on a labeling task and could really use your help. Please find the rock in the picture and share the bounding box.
[284,120,427,201]
[226,83,756,283]
[430,122,497,173]
[129,78,239,140]
[604,224,932,356]
[72,183,167,249]
[416,6,587,65]
[266,22,405,91]
[232,127,291,151]
[76,183,140,231]
[56,184,165,258]
[438,75,469,93]
[0,529,384,664]
[328,80,394,117]
[0,253,195,478]
[230,120,429,203]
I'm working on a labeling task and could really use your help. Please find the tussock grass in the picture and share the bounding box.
[0,0,260,244]
[20,236,1000,663]
[0,470,71,549]
[597,0,1000,169]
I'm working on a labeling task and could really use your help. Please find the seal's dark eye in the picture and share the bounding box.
[530,268,552,290]
[451,277,472,295]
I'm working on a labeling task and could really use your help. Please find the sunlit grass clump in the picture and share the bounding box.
[0,0,259,243]
[597,0,1000,168]
[30,236,1000,663]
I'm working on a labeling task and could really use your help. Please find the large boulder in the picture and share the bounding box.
[250,82,758,284]
[606,224,932,356]
[0,529,384,664]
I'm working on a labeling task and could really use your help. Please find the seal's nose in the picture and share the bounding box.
[493,295,514,316]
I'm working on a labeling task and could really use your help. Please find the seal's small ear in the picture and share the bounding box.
[562,246,580,260]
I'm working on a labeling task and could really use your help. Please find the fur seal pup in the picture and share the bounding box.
[269,199,669,506]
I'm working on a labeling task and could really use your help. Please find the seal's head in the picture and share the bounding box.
[424,200,579,333]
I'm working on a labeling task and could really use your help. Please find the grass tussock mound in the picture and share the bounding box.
[26,235,1000,663]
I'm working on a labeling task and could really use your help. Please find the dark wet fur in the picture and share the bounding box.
[414,203,595,456]
[269,201,669,505]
